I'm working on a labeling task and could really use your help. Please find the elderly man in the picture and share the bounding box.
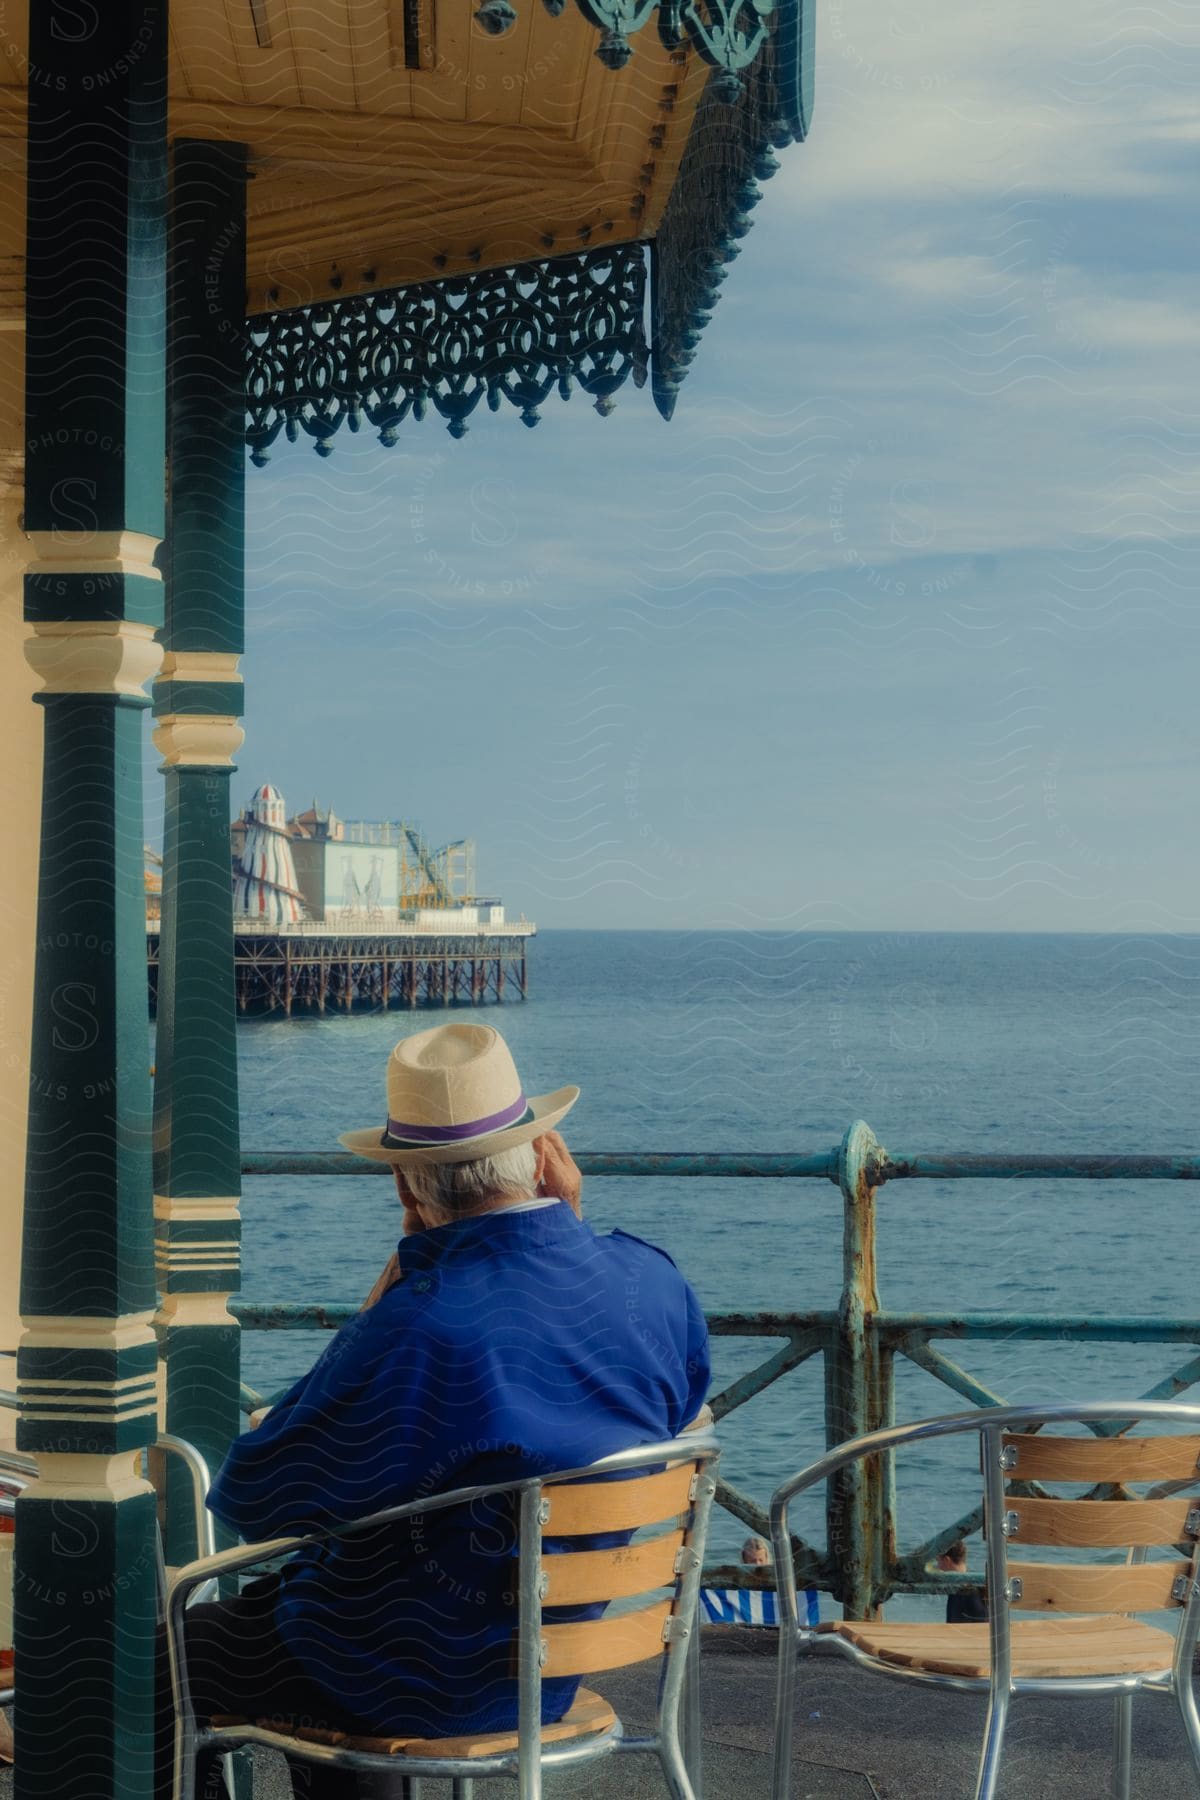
[163,1023,710,1800]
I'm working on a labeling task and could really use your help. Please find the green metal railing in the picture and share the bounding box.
[237,1121,1200,1617]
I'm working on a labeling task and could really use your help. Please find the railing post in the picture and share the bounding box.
[827,1120,888,1619]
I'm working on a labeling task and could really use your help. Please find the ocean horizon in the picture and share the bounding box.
[232,927,1200,1599]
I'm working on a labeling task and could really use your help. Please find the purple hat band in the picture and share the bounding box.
[384,1091,532,1147]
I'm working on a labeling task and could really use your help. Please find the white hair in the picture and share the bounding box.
[403,1140,538,1220]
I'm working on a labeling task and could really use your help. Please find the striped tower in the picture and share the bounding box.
[234,782,308,927]
[15,8,168,1797]
[151,140,249,1568]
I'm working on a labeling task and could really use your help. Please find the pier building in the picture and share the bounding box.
[0,5,813,1797]
[232,782,307,928]
[148,781,532,1012]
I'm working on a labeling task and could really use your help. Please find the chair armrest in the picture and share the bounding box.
[167,1535,304,1605]
[683,1405,714,1434]
[154,1434,216,1561]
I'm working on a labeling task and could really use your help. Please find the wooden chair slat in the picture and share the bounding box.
[540,1597,672,1678]
[1005,1496,1196,1548]
[541,1531,684,1604]
[209,1694,617,1761]
[542,1464,696,1535]
[399,1689,616,1759]
[1002,1432,1200,1484]
[291,1724,355,1747]
[1008,1557,1191,1613]
[825,1615,1176,1680]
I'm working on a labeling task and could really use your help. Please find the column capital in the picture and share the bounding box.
[154,1192,240,1309]
[152,646,245,764]
[24,529,163,629]
[16,1311,159,1457]
[152,714,244,767]
[26,531,161,582]
[24,618,162,700]
[159,651,241,682]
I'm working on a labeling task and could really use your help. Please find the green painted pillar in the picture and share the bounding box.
[16,7,168,1799]
[152,140,248,1566]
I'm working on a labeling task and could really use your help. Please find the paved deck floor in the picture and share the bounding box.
[5,1633,1200,1797]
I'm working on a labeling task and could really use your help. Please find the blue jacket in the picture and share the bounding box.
[208,1202,710,1736]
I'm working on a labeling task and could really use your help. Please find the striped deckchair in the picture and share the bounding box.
[700,1585,820,1627]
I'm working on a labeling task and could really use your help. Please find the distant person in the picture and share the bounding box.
[937,1540,988,1623]
[157,1023,711,1800]
[700,1534,820,1626]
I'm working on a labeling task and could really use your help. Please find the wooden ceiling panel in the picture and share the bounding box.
[348,1,413,114]
[217,0,309,107]
[515,4,593,133]
[171,7,251,104]
[280,0,360,110]
[246,199,641,314]
[466,0,538,128]
[410,0,472,122]
[253,175,605,264]
[0,0,718,313]
[0,43,21,90]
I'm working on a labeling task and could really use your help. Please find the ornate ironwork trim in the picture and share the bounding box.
[651,0,811,417]
[241,0,811,455]
[477,0,778,90]
[246,246,648,461]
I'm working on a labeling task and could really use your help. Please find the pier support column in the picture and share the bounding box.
[152,140,247,1564]
[15,11,168,1797]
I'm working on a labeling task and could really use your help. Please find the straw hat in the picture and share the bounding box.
[339,1021,579,1166]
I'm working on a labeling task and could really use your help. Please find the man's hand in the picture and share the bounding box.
[537,1129,583,1217]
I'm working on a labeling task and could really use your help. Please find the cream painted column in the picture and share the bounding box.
[0,324,38,1407]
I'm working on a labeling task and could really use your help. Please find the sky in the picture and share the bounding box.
[223,0,1199,931]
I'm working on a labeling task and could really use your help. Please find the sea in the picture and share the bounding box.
[235,929,1200,1611]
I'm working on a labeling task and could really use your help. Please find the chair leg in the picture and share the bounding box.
[972,1692,1010,1800]
[450,1781,474,1800]
[1176,1671,1200,1784]
[659,1736,699,1800]
[680,1624,704,1797]
[1111,1693,1133,1800]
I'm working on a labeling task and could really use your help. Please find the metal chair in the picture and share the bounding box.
[166,1429,719,1800]
[770,1400,1200,1800]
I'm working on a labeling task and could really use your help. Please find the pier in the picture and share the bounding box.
[147,923,533,1016]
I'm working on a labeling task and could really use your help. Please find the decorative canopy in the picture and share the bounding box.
[241,0,811,455]
[247,244,648,458]
[0,0,812,451]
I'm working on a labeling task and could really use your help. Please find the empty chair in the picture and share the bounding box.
[769,1400,1200,1800]
[167,1429,718,1800]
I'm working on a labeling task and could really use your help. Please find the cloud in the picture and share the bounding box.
[221,0,1199,931]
